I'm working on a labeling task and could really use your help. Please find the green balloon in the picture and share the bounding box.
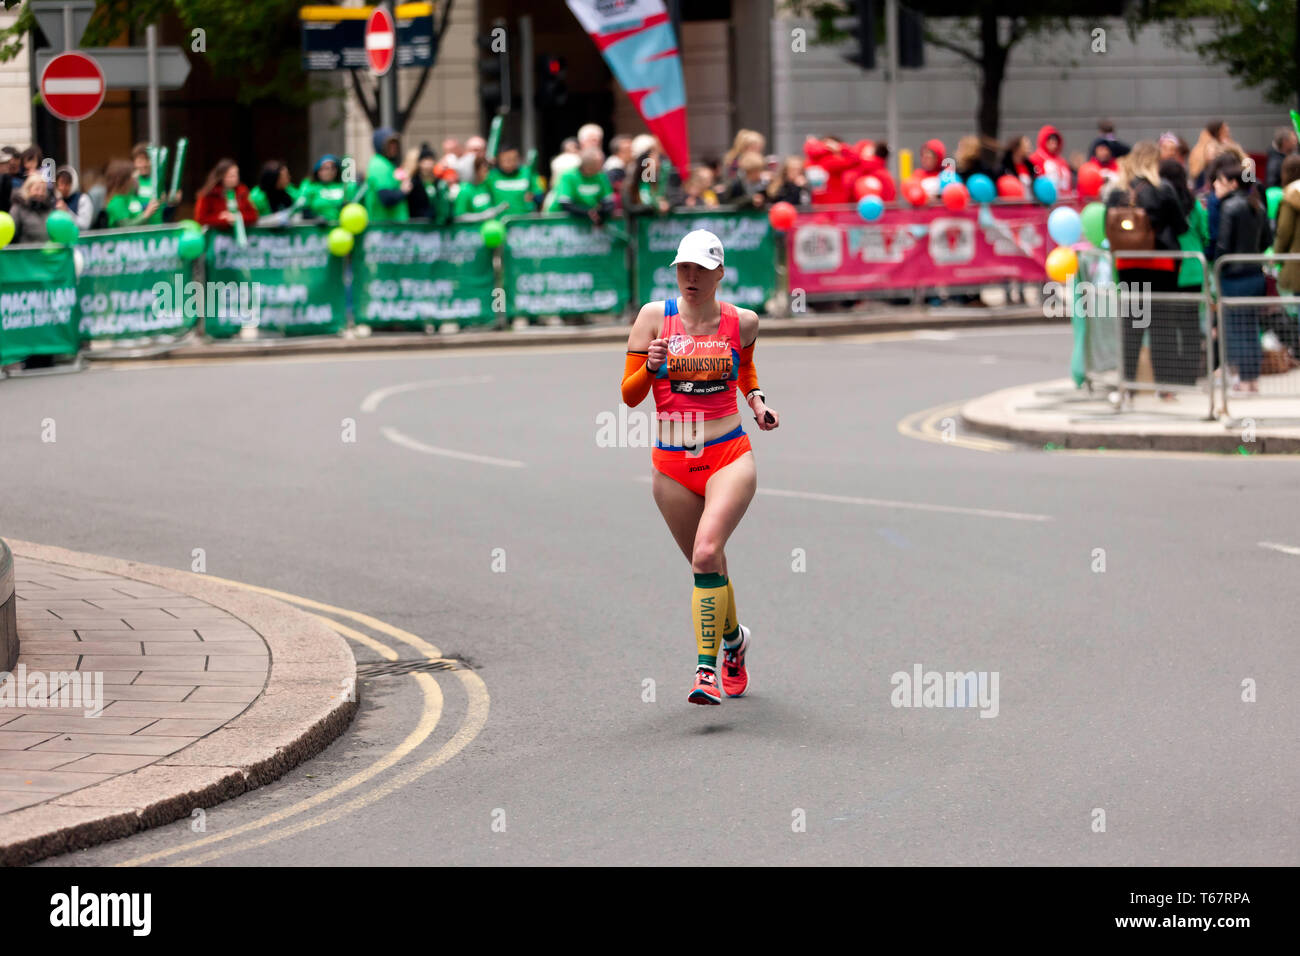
[0,211,14,248]
[480,219,505,248]
[178,218,202,235]
[177,230,205,261]
[1081,201,1107,247]
[338,203,368,235]
[327,226,354,257]
[1267,186,1283,220]
[46,210,79,245]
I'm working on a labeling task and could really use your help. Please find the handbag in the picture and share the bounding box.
[1105,184,1156,252]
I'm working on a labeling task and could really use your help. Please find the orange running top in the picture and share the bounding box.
[652,298,742,421]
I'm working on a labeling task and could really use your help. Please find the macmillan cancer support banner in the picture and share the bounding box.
[0,245,79,366]
[352,222,496,329]
[77,225,196,340]
[502,215,629,318]
[786,202,1060,296]
[204,225,345,338]
[636,211,775,312]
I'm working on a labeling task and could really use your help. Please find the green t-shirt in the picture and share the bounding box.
[105,193,148,228]
[364,153,408,223]
[554,167,612,211]
[299,179,358,223]
[488,168,542,216]
[132,173,164,225]
[453,179,495,218]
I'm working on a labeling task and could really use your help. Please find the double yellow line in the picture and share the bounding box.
[115,578,488,867]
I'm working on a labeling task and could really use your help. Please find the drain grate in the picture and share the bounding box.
[356,657,464,678]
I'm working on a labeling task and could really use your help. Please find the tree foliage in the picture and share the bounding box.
[1139,0,1299,107]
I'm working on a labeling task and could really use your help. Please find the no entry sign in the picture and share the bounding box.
[365,6,395,76]
[40,51,106,122]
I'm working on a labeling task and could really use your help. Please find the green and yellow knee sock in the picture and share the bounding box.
[692,572,730,671]
[721,578,742,650]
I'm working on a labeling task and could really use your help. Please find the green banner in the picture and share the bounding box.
[77,225,196,339]
[502,215,629,317]
[0,245,79,366]
[204,226,345,338]
[353,222,496,329]
[635,211,774,313]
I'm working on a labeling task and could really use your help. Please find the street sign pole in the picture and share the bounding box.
[885,0,899,184]
[63,4,78,172]
[378,4,396,131]
[146,23,160,147]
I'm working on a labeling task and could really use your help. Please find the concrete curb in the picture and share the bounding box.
[0,540,357,866]
[86,308,1059,362]
[960,380,1300,454]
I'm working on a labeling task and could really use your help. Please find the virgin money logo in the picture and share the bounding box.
[668,334,695,356]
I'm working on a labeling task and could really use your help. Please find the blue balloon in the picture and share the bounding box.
[966,173,995,204]
[857,195,884,222]
[1047,206,1082,246]
[938,169,958,188]
[1032,176,1057,204]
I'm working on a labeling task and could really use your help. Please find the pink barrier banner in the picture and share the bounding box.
[787,203,1058,295]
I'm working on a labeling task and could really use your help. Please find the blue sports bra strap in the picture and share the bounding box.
[664,297,678,317]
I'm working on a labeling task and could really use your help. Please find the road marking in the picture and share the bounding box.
[360,375,494,413]
[172,669,489,866]
[897,402,1017,452]
[636,475,1049,521]
[117,616,444,867]
[197,574,444,658]
[114,580,490,867]
[381,425,526,468]
[1259,541,1300,556]
[756,486,1052,522]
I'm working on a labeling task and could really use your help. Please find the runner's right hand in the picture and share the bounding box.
[647,337,668,371]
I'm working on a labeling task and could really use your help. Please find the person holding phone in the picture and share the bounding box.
[621,229,780,705]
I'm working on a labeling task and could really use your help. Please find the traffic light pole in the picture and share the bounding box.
[885,0,898,183]
[520,15,535,158]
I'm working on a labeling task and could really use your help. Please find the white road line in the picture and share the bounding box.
[636,477,1049,521]
[360,375,494,413]
[381,426,525,468]
[757,486,1051,521]
[1259,541,1300,556]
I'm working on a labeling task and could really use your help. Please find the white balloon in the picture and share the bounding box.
[921,176,940,199]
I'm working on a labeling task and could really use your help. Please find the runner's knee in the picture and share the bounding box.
[691,538,723,573]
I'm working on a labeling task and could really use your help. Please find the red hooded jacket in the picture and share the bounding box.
[804,137,857,205]
[1029,125,1073,194]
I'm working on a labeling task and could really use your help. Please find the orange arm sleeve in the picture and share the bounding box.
[736,340,760,398]
[622,351,653,406]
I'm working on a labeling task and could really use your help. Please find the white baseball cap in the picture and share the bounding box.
[670,229,725,270]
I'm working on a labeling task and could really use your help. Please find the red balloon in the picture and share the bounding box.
[1076,163,1104,199]
[941,182,969,211]
[854,175,883,198]
[768,201,797,230]
[996,175,1024,198]
[903,182,927,206]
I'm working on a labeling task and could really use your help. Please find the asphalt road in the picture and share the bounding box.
[2,324,1298,865]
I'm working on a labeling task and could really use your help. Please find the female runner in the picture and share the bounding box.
[621,229,780,705]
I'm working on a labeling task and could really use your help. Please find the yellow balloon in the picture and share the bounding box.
[0,211,14,249]
[1045,245,1078,283]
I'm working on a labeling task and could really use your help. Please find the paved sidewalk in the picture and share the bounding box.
[1,559,268,813]
[961,378,1300,453]
[0,541,356,865]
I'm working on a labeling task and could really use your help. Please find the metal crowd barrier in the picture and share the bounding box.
[1214,253,1300,424]
[1082,248,1216,421]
